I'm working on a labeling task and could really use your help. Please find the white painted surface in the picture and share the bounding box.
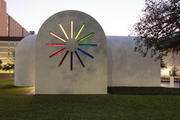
[15,34,160,89]
[15,35,36,87]
[35,11,107,94]
[107,36,160,87]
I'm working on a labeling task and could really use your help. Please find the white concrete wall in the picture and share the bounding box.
[107,36,160,87]
[35,10,107,94]
[15,35,36,87]
[15,35,161,89]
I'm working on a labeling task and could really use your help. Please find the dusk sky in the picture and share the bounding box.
[6,0,145,36]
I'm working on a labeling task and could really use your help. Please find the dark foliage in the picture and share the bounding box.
[160,58,167,68]
[2,63,14,71]
[0,60,2,70]
[132,0,180,60]
[170,65,179,76]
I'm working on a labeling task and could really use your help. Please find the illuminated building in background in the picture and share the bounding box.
[160,53,180,88]
[0,0,30,73]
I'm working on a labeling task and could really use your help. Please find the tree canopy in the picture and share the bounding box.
[132,0,180,60]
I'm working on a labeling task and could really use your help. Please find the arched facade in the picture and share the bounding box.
[15,35,36,87]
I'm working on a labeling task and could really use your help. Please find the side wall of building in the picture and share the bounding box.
[0,0,29,37]
[0,0,8,36]
[107,36,160,87]
[9,16,29,37]
[15,35,36,86]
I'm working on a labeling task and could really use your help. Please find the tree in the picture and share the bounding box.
[0,59,3,70]
[0,51,15,72]
[2,51,15,71]
[132,0,180,60]
[169,65,179,77]
[160,58,167,68]
[2,64,14,71]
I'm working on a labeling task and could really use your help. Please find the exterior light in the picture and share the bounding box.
[77,33,94,42]
[47,21,96,70]
[50,32,66,42]
[46,44,65,46]
[71,20,73,39]
[75,24,85,40]
[77,48,94,59]
[78,44,97,47]
[75,51,85,67]
[59,24,69,40]
[49,48,66,58]
[59,51,69,66]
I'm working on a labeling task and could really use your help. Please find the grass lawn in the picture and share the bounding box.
[0,80,31,95]
[0,80,180,120]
